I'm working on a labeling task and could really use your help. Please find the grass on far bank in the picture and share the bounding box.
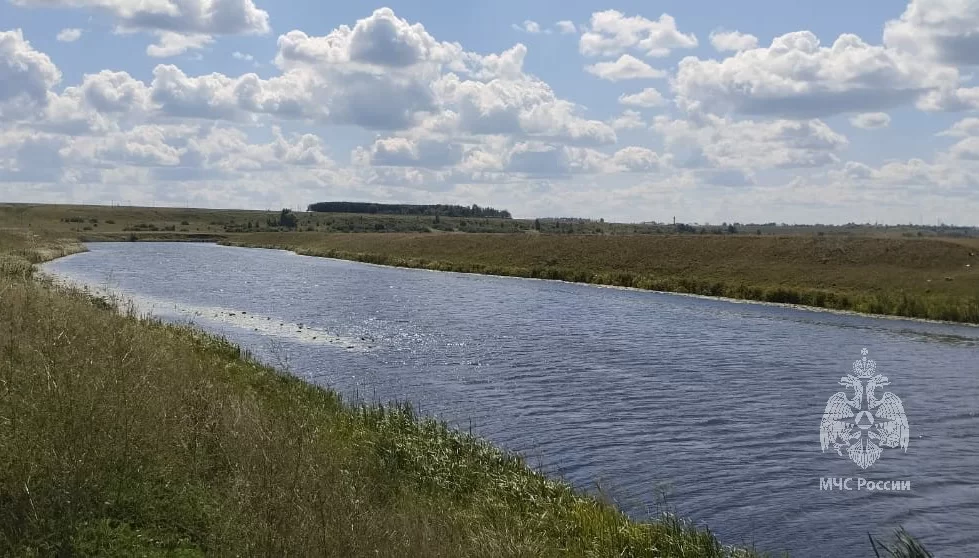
[226,232,979,324]
[1,229,761,557]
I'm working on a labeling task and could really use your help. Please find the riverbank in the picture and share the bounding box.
[1,230,767,556]
[4,203,978,324]
[224,232,979,325]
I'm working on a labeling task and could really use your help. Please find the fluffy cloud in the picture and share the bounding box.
[276,8,460,70]
[4,124,335,184]
[709,30,758,52]
[609,110,645,130]
[555,21,577,35]
[11,0,270,36]
[354,137,463,168]
[947,136,979,160]
[673,31,956,118]
[0,129,66,182]
[937,117,979,136]
[10,4,974,223]
[579,10,697,57]
[916,85,979,111]
[0,30,61,119]
[149,64,325,122]
[849,112,891,129]
[610,146,669,172]
[56,28,82,42]
[883,0,979,66]
[13,0,269,57]
[78,70,152,114]
[618,87,666,107]
[146,32,213,57]
[585,54,664,81]
[512,20,542,34]
[434,73,616,145]
[654,114,849,170]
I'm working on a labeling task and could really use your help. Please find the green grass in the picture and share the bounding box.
[0,227,937,556]
[1,230,766,557]
[4,202,978,239]
[4,202,976,323]
[225,232,979,324]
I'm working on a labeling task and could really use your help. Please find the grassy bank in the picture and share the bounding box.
[226,232,979,324]
[0,227,936,555]
[4,203,979,323]
[2,230,762,556]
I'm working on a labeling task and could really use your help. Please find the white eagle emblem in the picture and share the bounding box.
[820,348,909,469]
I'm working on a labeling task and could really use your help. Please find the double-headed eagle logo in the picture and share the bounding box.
[820,348,909,469]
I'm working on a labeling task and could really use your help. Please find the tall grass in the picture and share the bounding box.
[0,232,937,555]
[1,234,764,556]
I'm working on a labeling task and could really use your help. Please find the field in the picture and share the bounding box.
[3,203,978,323]
[4,202,978,238]
[228,232,979,323]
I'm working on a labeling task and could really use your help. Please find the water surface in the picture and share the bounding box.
[43,243,979,557]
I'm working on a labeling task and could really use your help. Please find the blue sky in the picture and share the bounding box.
[2,0,978,224]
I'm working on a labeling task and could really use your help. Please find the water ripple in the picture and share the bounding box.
[42,243,979,557]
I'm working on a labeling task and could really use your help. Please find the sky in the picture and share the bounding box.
[2,0,979,225]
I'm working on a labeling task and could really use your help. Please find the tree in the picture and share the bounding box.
[534,218,541,231]
[279,208,298,229]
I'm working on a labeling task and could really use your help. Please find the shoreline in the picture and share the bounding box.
[59,237,979,329]
[7,237,758,558]
[3,233,936,555]
[83,237,971,330]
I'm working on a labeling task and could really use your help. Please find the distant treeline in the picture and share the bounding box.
[307,202,512,219]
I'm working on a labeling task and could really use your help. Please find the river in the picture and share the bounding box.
[41,242,979,557]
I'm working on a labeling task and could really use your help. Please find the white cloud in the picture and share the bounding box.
[579,10,697,57]
[585,54,664,81]
[618,87,666,107]
[56,28,82,42]
[149,64,324,122]
[673,31,957,118]
[146,32,214,57]
[512,20,542,34]
[916,85,979,111]
[11,0,270,36]
[555,21,577,34]
[948,136,979,160]
[883,0,979,66]
[654,114,849,170]
[849,112,891,129]
[79,69,153,114]
[10,5,974,223]
[503,142,611,177]
[0,29,61,119]
[13,0,269,57]
[610,146,669,172]
[436,73,616,144]
[937,117,979,136]
[355,137,463,169]
[609,110,645,130]
[709,30,758,52]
